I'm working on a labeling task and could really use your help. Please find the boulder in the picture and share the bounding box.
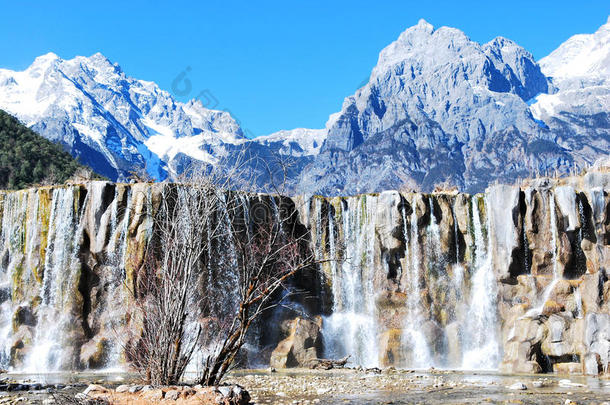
[80,336,110,369]
[165,389,181,401]
[580,274,601,313]
[214,385,250,405]
[141,388,164,401]
[269,316,322,368]
[508,382,527,390]
[549,280,574,305]
[542,300,564,316]
[541,314,580,359]
[83,384,108,396]
[11,306,36,331]
[583,313,610,374]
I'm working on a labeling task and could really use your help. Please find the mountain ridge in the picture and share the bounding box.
[0,18,608,194]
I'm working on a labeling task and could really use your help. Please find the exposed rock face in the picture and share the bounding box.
[296,19,610,195]
[0,169,609,376]
[269,317,322,368]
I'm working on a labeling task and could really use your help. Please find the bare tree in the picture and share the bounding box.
[125,181,222,385]
[124,148,319,386]
[198,195,316,386]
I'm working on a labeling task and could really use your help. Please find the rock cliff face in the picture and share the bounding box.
[295,19,610,195]
[0,169,609,375]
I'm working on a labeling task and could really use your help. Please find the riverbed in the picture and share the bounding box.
[1,368,609,404]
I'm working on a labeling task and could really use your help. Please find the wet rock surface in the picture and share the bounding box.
[1,169,610,376]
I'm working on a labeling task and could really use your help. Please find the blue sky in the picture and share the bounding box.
[0,1,608,137]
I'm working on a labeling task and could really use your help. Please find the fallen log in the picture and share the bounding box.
[307,355,350,370]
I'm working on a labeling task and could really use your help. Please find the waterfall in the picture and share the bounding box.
[25,187,86,371]
[0,181,606,374]
[108,186,131,275]
[461,196,499,370]
[213,192,240,315]
[550,193,559,279]
[104,187,132,369]
[522,213,530,272]
[401,198,433,369]
[0,191,30,369]
[322,195,379,367]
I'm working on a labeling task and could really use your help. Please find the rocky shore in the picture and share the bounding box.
[1,369,609,404]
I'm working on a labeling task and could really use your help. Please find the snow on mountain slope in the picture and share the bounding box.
[532,16,610,119]
[1,18,608,196]
[254,128,326,157]
[530,16,610,163]
[539,16,610,83]
[0,53,249,180]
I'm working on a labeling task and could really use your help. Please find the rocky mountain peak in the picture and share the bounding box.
[373,20,472,77]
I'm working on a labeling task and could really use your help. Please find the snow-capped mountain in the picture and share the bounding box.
[539,17,610,83]
[254,128,326,157]
[0,18,608,195]
[529,17,610,166]
[296,18,610,195]
[0,52,279,182]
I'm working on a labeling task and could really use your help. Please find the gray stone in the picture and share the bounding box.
[165,389,180,401]
[508,382,527,390]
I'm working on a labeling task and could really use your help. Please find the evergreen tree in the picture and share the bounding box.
[0,109,100,189]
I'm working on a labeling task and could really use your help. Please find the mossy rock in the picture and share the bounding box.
[12,306,36,332]
[10,339,26,367]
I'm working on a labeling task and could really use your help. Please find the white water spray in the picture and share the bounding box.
[401,198,433,369]
[461,196,499,370]
[322,195,379,367]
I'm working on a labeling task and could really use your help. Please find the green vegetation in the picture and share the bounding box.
[0,109,97,189]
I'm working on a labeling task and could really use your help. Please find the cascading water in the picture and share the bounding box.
[212,192,240,316]
[0,180,606,375]
[322,195,379,367]
[327,204,340,308]
[108,187,131,274]
[400,198,433,368]
[25,188,85,371]
[461,196,499,370]
[0,191,30,368]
